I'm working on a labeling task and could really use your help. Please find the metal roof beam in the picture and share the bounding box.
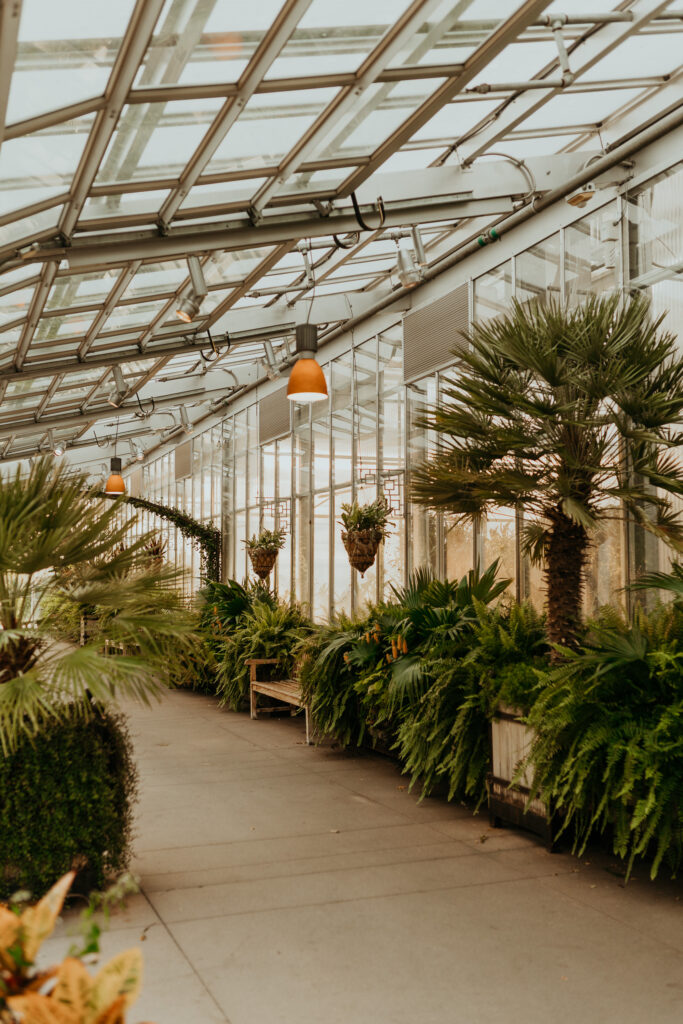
[0,366,258,441]
[334,0,555,197]
[11,0,165,373]
[248,0,454,216]
[0,0,22,156]
[158,0,313,230]
[455,0,673,166]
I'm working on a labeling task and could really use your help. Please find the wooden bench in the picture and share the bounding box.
[245,658,311,745]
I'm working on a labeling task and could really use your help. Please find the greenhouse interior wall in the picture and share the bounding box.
[137,132,682,619]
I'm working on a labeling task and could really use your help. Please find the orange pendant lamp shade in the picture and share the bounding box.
[104,456,125,496]
[287,356,328,402]
[287,323,328,403]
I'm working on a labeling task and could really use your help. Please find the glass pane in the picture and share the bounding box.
[444,516,473,581]
[407,375,438,575]
[95,99,223,186]
[333,486,353,617]
[0,116,91,217]
[135,0,284,88]
[564,202,620,304]
[312,493,330,622]
[474,260,511,322]
[482,506,516,597]
[515,234,561,305]
[8,0,136,122]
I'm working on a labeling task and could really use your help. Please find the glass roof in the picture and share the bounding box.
[0,0,680,466]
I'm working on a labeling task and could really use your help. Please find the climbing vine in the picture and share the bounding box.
[99,493,221,581]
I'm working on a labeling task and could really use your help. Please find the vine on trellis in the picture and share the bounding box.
[99,493,221,581]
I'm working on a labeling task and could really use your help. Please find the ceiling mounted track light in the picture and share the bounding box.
[176,256,208,323]
[104,456,125,495]
[287,323,328,404]
[129,440,144,462]
[396,239,422,289]
[179,406,192,433]
[48,429,64,457]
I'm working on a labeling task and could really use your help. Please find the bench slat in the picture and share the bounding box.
[252,680,303,705]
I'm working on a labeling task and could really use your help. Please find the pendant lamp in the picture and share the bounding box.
[287,323,328,403]
[104,456,125,495]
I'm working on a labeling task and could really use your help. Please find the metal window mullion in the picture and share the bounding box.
[375,333,381,605]
[328,363,334,621]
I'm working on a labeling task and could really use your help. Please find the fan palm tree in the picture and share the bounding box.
[0,457,195,753]
[411,293,683,650]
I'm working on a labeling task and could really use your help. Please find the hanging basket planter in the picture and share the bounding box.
[342,528,383,576]
[248,547,279,579]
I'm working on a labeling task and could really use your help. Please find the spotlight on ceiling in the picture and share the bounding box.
[179,406,192,433]
[411,225,428,267]
[287,323,328,404]
[176,256,207,323]
[566,182,596,208]
[107,366,128,407]
[48,429,64,457]
[263,340,280,381]
[104,457,125,496]
[129,440,144,462]
[396,238,423,289]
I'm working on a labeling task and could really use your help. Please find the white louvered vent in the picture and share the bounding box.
[259,384,290,444]
[403,283,470,383]
[175,439,192,480]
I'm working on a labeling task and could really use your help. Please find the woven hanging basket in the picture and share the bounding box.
[342,528,382,576]
[248,547,278,579]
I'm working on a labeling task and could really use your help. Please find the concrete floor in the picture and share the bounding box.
[44,689,683,1024]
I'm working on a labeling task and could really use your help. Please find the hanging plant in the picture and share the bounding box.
[245,528,286,580]
[99,493,221,581]
[340,496,393,576]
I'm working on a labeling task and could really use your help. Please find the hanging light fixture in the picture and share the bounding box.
[287,323,328,403]
[176,256,208,323]
[104,457,125,495]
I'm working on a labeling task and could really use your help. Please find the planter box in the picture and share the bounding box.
[488,704,554,849]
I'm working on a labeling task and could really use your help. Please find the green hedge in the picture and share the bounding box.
[0,707,138,901]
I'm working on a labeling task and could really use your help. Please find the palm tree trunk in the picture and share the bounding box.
[544,509,588,653]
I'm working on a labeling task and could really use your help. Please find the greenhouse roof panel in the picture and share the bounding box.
[0,0,680,466]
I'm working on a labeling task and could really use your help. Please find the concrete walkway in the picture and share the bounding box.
[45,690,683,1023]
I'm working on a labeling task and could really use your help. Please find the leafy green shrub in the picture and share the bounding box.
[0,707,138,901]
[298,616,369,747]
[39,590,83,644]
[397,600,547,807]
[526,604,683,879]
[216,598,312,708]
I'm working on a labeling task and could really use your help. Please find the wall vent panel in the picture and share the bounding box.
[259,384,290,444]
[175,440,192,480]
[403,283,470,383]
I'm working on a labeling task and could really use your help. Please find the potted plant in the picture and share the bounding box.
[245,528,286,579]
[340,496,393,576]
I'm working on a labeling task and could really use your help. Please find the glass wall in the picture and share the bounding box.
[147,157,682,619]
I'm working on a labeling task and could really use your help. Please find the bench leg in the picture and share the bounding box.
[305,705,311,745]
[250,685,257,720]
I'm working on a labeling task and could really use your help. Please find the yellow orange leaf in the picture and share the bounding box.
[92,994,127,1024]
[0,905,21,968]
[7,993,80,1024]
[88,948,143,1021]
[53,957,93,1016]
[21,872,75,961]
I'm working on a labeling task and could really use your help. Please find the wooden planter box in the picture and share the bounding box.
[488,704,554,849]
